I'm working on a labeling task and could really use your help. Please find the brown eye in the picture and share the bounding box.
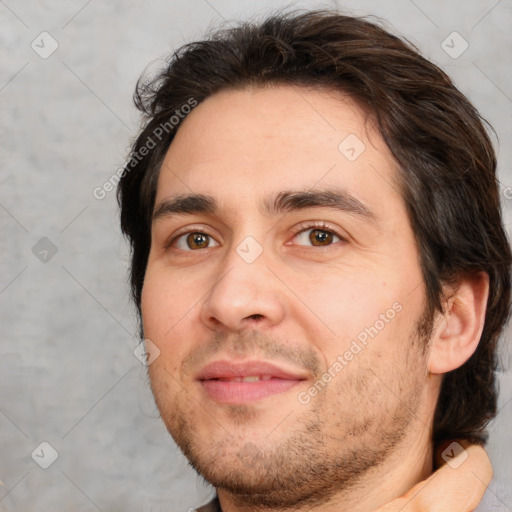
[309,229,334,246]
[292,226,342,247]
[172,231,219,251]
[186,232,210,249]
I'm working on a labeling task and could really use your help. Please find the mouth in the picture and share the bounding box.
[197,359,308,404]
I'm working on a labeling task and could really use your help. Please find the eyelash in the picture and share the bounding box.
[166,221,346,251]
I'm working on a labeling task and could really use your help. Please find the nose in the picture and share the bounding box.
[199,249,286,333]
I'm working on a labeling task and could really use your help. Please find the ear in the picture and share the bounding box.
[428,271,489,374]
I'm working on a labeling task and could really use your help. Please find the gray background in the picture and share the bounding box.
[1,0,511,510]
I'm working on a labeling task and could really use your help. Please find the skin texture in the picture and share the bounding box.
[376,442,493,511]
[141,85,489,511]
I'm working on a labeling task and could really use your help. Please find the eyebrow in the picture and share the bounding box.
[152,189,379,225]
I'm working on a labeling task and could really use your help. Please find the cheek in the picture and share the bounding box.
[295,262,425,365]
[141,267,202,370]
[140,273,166,341]
[298,270,402,342]
[142,266,194,334]
[142,271,199,418]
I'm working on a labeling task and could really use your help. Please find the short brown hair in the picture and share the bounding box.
[117,9,512,446]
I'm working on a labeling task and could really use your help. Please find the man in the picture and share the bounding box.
[117,10,511,511]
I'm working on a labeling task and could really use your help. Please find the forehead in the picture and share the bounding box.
[155,84,402,220]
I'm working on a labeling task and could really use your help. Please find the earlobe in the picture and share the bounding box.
[428,272,489,375]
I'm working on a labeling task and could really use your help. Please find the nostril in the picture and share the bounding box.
[247,314,264,321]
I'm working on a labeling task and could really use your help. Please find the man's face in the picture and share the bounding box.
[141,85,435,507]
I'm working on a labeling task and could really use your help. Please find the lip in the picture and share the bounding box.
[197,359,308,404]
[197,360,307,381]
